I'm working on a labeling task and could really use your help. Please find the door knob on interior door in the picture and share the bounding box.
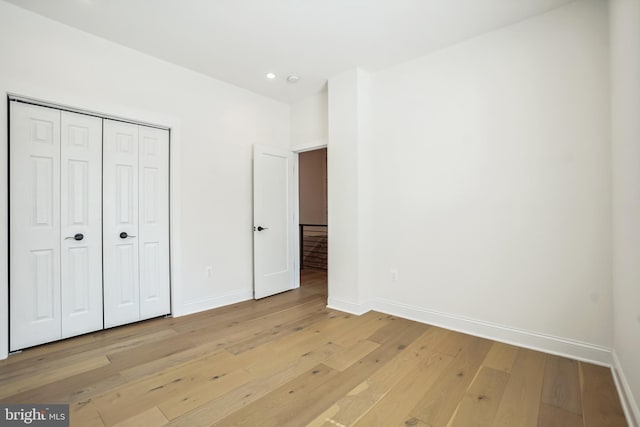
[65,233,84,241]
[256,226,269,231]
[119,232,137,239]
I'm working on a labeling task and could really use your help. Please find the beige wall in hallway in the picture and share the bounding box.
[299,148,327,225]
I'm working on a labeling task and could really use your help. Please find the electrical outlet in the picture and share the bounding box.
[206,266,213,278]
[390,269,398,282]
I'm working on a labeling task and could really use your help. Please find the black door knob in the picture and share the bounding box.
[74,233,84,241]
[257,226,269,231]
[120,232,128,239]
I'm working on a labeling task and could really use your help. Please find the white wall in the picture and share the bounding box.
[292,90,329,226]
[0,1,290,359]
[368,1,612,361]
[327,69,373,313]
[290,89,328,150]
[611,0,640,423]
[299,149,327,225]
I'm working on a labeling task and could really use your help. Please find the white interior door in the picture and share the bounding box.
[60,111,103,338]
[253,145,296,299]
[138,126,170,320]
[9,102,62,351]
[103,120,140,328]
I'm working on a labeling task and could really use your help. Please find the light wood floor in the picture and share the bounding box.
[0,269,628,426]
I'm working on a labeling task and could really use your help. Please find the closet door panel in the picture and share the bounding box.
[60,111,103,338]
[103,120,140,328]
[139,126,170,320]
[9,103,62,351]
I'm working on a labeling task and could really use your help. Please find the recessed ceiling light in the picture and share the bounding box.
[286,74,300,83]
[265,73,276,80]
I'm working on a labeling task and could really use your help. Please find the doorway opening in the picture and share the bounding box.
[298,148,328,297]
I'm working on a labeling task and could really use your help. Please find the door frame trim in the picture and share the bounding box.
[291,142,328,292]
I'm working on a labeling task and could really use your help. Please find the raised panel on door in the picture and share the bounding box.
[60,111,103,338]
[103,119,140,328]
[138,126,170,320]
[9,102,62,350]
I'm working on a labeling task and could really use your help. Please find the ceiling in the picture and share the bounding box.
[5,0,575,104]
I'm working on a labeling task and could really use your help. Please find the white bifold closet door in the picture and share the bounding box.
[10,103,103,351]
[103,120,170,328]
[60,111,103,339]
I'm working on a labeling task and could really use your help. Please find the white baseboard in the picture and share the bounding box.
[372,298,612,366]
[327,297,371,316]
[612,350,640,427]
[176,289,253,317]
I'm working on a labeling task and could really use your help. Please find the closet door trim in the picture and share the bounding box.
[8,95,169,131]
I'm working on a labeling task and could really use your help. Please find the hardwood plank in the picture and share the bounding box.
[541,354,582,415]
[117,339,229,381]
[0,349,108,383]
[66,368,126,405]
[105,331,196,366]
[0,333,97,367]
[2,328,178,373]
[308,326,451,427]
[331,312,393,347]
[290,321,428,426]
[243,338,343,378]
[537,403,583,427]
[406,334,493,427]
[225,303,331,355]
[0,355,111,399]
[447,367,510,427]
[168,342,342,426]
[3,365,126,405]
[482,341,519,373]
[323,339,380,371]
[243,310,370,360]
[69,400,105,427]
[214,363,340,427]
[353,351,455,427]
[492,348,546,427]
[157,368,254,420]
[171,293,326,336]
[89,350,238,424]
[580,362,628,427]
[113,407,169,427]
[436,330,478,357]
[10,335,221,404]
[366,316,409,343]
[215,319,428,427]
[175,298,333,350]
